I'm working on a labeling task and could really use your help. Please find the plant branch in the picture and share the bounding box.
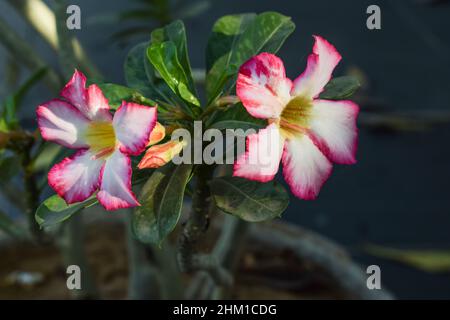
[177,165,214,272]
[177,165,235,288]
[186,215,249,299]
[249,221,394,300]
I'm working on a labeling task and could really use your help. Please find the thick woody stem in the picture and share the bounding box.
[177,165,233,287]
[177,166,213,272]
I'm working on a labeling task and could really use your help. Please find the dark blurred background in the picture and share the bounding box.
[0,0,449,299]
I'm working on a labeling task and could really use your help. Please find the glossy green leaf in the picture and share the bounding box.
[97,83,156,109]
[206,12,295,103]
[132,164,193,245]
[365,244,450,273]
[206,13,256,71]
[319,76,361,100]
[209,176,289,222]
[209,102,265,131]
[147,41,200,107]
[151,20,196,94]
[35,195,98,228]
[125,42,178,106]
[124,42,154,97]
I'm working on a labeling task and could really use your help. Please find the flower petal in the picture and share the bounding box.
[37,99,90,148]
[86,84,113,121]
[291,35,342,99]
[236,53,292,119]
[60,69,89,115]
[308,99,359,164]
[233,123,284,182]
[138,140,185,169]
[97,150,139,210]
[147,122,166,146]
[48,149,103,204]
[282,134,332,200]
[113,102,157,155]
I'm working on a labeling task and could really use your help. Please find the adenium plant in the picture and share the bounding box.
[34,12,360,277]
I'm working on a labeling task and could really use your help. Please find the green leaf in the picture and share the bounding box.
[124,42,154,97]
[97,83,156,109]
[206,13,256,71]
[319,76,361,100]
[209,102,265,131]
[35,195,98,228]
[206,12,295,103]
[132,164,193,245]
[365,244,450,273]
[125,42,178,106]
[147,41,200,107]
[209,176,289,222]
[0,67,48,132]
[151,20,197,95]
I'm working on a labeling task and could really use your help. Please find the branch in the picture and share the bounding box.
[249,221,394,300]
[177,165,214,271]
[177,165,234,288]
[185,215,249,299]
[359,109,450,132]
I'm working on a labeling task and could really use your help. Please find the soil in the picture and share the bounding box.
[0,221,346,299]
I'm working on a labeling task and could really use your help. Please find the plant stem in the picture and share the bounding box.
[177,165,213,273]
[177,165,234,288]
[21,139,45,242]
[186,215,249,299]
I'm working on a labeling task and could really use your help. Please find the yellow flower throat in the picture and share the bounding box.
[85,121,116,159]
[277,96,313,139]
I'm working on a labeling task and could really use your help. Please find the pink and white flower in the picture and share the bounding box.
[37,70,157,210]
[234,35,359,200]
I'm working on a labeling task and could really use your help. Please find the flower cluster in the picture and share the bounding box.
[37,35,358,210]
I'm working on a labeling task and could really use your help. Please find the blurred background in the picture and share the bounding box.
[0,0,449,299]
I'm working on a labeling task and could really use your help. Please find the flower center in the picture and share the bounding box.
[85,121,116,159]
[278,96,313,139]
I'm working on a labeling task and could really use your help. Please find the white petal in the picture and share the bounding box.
[282,134,332,200]
[233,123,284,182]
[309,99,359,164]
[37,99,89,148]
[48,149,103,204]
[113,102,157,155]
[97,150,139,210]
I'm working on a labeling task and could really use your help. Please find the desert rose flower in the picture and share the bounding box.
[37,70,157,210]
[234,36,359,200]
